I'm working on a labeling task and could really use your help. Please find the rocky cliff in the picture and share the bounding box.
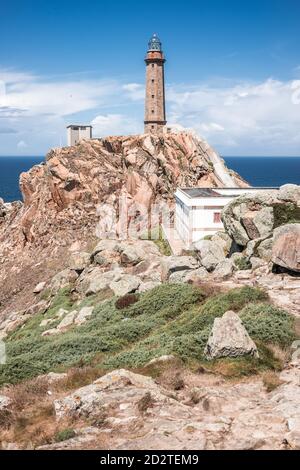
[1,132,247,254]
[0,132,247,313]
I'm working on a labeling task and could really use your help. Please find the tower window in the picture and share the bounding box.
[151,79,154,83]
[152,110,154,113]
[152,64,154,68]
[152,95,154,98]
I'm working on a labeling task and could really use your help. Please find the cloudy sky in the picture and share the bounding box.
[1,0,300,156]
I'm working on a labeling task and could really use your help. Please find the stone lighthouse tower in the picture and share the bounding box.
[144,34,167,134]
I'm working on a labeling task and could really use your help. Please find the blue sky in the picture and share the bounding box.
[1,0,300,156]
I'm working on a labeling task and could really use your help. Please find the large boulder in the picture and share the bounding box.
[94,249,120,267]
[272,224,300,273]
[50,269,79,294]
[205,311,259,359]
[69,252,91,273]
[194,240,226,271]
[211,231,232,256]
[75,306,95,326]
[222,185,300,247]
[54,369,162,420]
[257,237,273,262]
[119,245,145,266]
[77,267,122,296]
[92,239,120,257]
[110,275,141,296]
[160,256,199,281]
[213,259,235,279]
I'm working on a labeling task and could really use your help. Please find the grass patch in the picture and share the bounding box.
[0,284,295,385]
[54,428,76,443]
[8,287,73,342]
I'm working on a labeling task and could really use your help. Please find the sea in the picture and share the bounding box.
[0,156,299,203]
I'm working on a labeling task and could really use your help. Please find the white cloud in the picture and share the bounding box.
[17,140,27,148]
[167,78,300,155]
[91,114,141,137]
[122,83,144,101]
[0,71,118,117]
[0,67,300,156]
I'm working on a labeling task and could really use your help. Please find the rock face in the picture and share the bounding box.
[194,240,226,271]
[0,131,246,317]
[211,231,232,256]
[222,185,300,248]
[205,311,259,359]
[0,132,246,256]
[272,224,300,273]
[69,252,91,273]
[50,363,300,450]
[161,256,199,281]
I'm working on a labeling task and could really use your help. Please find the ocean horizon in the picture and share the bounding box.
[0,155,299,203]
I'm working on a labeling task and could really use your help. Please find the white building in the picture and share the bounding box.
[67,125,92,146]
[175,187,276,249]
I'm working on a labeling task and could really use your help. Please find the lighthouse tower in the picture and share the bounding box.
[144,34,167,134]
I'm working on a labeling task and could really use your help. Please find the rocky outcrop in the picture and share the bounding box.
[69,252,91,273]
[213,259,235,279]
[211,231,232,256]
[42,306,95,335]
[0,132,246,257]
[49,362,300,450]
[194,239,226,271]
[222,185,300,248]
[161,256,199,281]
[205,311,259,359]
[272,224,300,273]
[0,131,247,319]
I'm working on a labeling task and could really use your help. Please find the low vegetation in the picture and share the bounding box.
[140,226,172,256]
[54,428,76,443]
[0,284,296,385]
[262,371,284,392]
[234,256,252,271]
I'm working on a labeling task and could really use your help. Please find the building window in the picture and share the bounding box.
[213,212,221,223]
[152,125,155,129]
[152,64,154,68]
[152,109,154,113]
[152,95,154,98]
[151,79,154,83]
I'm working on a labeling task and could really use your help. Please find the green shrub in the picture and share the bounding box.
[273,203,300,227]
[0,284,295,385]
[234,256,252,270]
[154,239,172,256]
[54,428,76,443]
[126,284,205,318]
[201,286,268,317]
[240,303,295,347]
